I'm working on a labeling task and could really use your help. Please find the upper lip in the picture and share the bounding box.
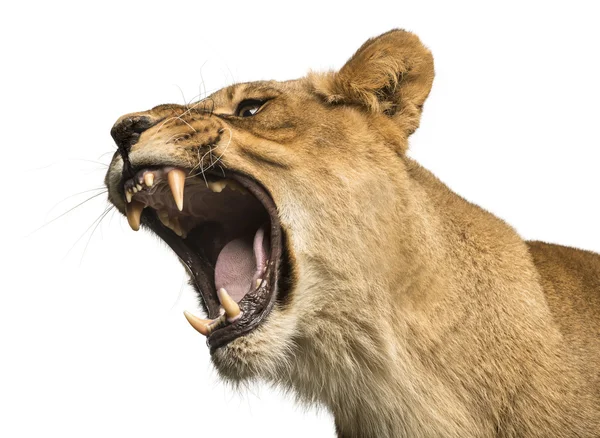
[116,167,285,351]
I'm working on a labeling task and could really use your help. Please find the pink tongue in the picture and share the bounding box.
[215,226,269,302]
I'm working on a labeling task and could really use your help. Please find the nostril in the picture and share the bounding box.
[110,115,155,153]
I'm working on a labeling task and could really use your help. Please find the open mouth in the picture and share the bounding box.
[120,167,285,351]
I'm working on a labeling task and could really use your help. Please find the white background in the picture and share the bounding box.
[2,1,599,437]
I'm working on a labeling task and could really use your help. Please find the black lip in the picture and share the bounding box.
[135,170,284,352]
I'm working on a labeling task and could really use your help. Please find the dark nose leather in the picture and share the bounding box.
[110,115,155,153]
[110,115,156,179]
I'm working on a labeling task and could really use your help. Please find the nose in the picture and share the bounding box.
[110,114,156,178]
[110,114,155,153]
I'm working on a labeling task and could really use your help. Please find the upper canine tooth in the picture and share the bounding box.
[168,169,186,211]
[125,191,132,203]
[143,173,154,187]
[217,288,242,322]
[126,200,145,231]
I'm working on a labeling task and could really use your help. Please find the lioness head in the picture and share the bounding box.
[105,29,433,379]
[105,29,600,436]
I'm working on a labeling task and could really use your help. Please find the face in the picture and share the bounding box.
[105,30,433,381]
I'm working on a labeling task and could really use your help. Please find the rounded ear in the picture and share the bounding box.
[309,29,434,137]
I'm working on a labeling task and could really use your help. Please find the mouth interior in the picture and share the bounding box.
[128,168,275,316]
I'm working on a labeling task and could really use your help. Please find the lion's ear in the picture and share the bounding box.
[309,29,434,137]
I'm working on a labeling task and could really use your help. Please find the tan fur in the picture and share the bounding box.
[106,30,600,437]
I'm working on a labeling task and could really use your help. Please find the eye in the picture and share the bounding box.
[235,99,266,117]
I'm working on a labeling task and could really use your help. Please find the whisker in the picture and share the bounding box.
[150,106,202,140]
[198,60,208,105]
[177,98,214,120]
[78,205,115,266]
[98,151,117,159]
[188,146,209,186]
[209,144,215,166]
[83,168,110,176]
[29,158,110,173]
[47,187,108,216]
[170,274,189,310]
[149,97,218,142]
[28,190,108,236]
[205,127,232,172]
[174,84,187,107]
[224,65,237,86]
[188,127,233,180]
[165,133,188,145]
[149,116,178,140]
[63,204,112,261]
[75,159,109,167]
[198,146,214,185]
[107,205,119,227]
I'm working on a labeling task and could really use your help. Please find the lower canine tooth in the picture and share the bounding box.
[126,200,145,231]
[183,311,212,336]
[217,288,242,322]
[158,210,170,228]
[170,217,183,237]
[256,278,263,289]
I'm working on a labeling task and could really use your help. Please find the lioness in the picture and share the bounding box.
[105,30,600,437]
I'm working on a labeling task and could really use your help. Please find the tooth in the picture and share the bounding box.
[183,311,212,336]
[136,184,143,191]
[144,173,154,187]
[132,186,138,193]
[217,288,242,322]
[227,180,247,194]
[208,180,226,193]
[125,190,132,203]
[126,200,144,231]
[170,217,183,237]
[256,278,263,289]
[157,210,170,228]
[168,169,186,211]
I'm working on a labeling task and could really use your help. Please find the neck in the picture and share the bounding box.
[282,158,587,437]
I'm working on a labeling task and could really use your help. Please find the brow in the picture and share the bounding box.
[226,83,283,101]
